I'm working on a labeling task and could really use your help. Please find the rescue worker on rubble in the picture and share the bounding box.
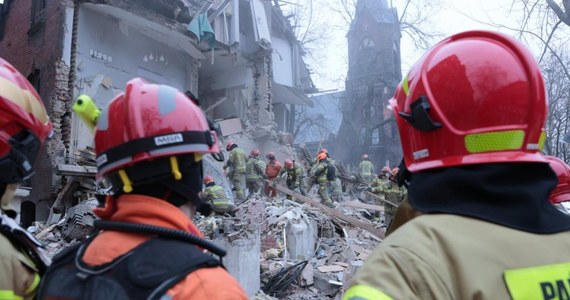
[310,153,333,207]
[202,175,234,215]
[0,58,52,300]
[245,148,266,196]
[276,159,306,199]
[329,177,343,203]
[264,152,282,198]
[377,168,406,227]
[223,142,247,202]
[358,154,374,184]
[344,30,570,300]
[38,79,247,299]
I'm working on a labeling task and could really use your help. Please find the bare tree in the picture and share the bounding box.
[333,0,443,50]
[542,52,570,160]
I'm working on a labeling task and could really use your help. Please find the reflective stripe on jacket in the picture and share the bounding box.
[0,233,40,300]
[225,148,246,173]
[344,214,570,300]
[203,185,233,207]
[246,158,266,181]
[312,161,329,183]
[359,160,374,177]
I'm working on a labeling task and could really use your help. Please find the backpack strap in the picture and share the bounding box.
[38,237,222,300]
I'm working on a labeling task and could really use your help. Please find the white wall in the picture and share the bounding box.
[71,6,197,152]
[272,36,293,87]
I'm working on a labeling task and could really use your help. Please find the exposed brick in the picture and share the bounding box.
[0,0,66,212]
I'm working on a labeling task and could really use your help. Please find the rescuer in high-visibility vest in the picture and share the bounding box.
[358,154,374,184]
[202,176,234,215]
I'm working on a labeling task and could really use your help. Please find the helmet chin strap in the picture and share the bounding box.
[0,183,19,219]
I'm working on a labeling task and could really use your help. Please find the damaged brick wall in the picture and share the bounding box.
[249,51,276,137]
[0,0,66,215]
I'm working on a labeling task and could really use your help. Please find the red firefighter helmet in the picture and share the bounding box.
[203,175,214,185]
[251,148,260,157]
[266,152,275,159]
[545,156,570,204]
[0,57,52,184]
[362,154,368,159]
[284,159,294,169]
[381,166,391,174]
[94,78,219,180]
[391,167,399,176]
[389,31,547,172]
[226,141,235,152]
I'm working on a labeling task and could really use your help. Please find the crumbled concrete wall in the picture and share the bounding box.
[215,227,261,297]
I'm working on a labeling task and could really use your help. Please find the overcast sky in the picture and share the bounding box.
[294,0,554,92]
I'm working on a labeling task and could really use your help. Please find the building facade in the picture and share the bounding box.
[0,0,314,221]
[333,0,402,171]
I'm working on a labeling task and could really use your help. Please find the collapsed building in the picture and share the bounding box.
[0,0,316,225]
[1,0,401,298]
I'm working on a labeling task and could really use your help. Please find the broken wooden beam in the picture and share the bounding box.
[366,191,398,208]
[271,182,385,239]
[56,164,97,176]
[343,201,384,212]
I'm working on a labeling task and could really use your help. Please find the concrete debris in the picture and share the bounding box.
[37,143,385,299]
[61,198,99,242]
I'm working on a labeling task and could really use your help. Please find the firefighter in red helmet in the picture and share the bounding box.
[39,79,247,299]
[264,152,282,198]
[245,148,266,196]
[0,57,52,300]
[345,31,570,300]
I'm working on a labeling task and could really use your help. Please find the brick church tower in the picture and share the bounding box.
[333,0,403,171]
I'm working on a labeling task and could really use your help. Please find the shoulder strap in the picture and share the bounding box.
[38,237,222,300]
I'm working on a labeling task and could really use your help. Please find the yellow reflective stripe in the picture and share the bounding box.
[538,131,546,151]
[504,262,570,300]
[402,75,410,96]
[0,76,49,125]
[343,284,393,300]
[24,273,40,297]
[464,130,524,153]
[0,289,23,300]
[212,200,231,205]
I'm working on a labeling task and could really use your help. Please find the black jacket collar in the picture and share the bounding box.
[408,162,570,234]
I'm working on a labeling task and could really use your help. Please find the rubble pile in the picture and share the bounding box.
[197,191,383,299]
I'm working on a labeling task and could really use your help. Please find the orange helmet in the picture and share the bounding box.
[203,175,214,185]
[266,152,275,159]
[250,148,260,157]
[545,156,570,204]
[317,153,327,162]
[362,154,369,159]
[389,31,547,173]
[284,159,294,168]
[0,58,52,184]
